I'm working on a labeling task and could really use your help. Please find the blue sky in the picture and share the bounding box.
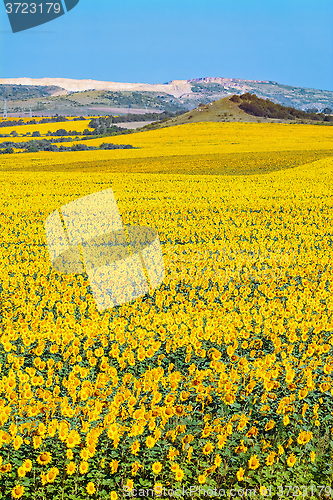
[1,0,332,91]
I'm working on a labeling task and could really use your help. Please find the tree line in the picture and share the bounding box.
[87,111,180,134]
[0,115,83,128]
[230,93,333,122]
[0,138,137,154]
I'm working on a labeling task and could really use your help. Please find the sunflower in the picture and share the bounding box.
[11,485,24,499]
[131,461,142,476]
[217,433,228,449]
[164,407,174,417]
[1,463,12,473]
[23,458,32,471]
[46,467,59,483]
[170,462,179,473]
[66,429,81,448]
[237,414,249,431]
[152,462,162,474]
[164,394,175,405]
[13,436,23,451]
[79,461,89,474]
[236,467,245,482]
[137,347,146,362]
[17,466,26,478]
[175,468,185,482]
[66,462,76,475]
[287,453,296,467]
[128,396,137,407]
[86,482,96,495]
[125,479,134,492]
[33,435,42,449]
[283,415,290,426]
[130,440,140,455]
[154,484,163,495]
[110,460,119,474]
[175,406,184,416]
[80,448,90,461]
[264,420,275,431]
[248,455,260,470]
[167,447,179,460]
[198,474,206,484]
[201,427,211,438]
[246,426,258,438]
[146,436,156,448]
[37,452,52,466]
[297,431,313,445]
[265,452,276,466]
[202,442,214,455]
[89,357,97,367]
[50,344,59,354]
[235,441,247,454]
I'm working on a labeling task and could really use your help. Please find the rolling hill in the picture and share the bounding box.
[137,94,333,131]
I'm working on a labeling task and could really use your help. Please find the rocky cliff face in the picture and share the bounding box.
[188,76,270,85]
[0,76,279,99]
[1,76,332,111]
[0,77,193,98]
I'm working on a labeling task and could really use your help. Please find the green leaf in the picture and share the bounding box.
[139,478,151,486]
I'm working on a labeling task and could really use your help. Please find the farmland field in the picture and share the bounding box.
[0,122,333,499]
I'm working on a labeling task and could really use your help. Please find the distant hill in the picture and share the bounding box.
[0,84,66,99]
[138,94,333,131]
[0,76,333,117]
[184,77,333,112]
[0,87,186,117]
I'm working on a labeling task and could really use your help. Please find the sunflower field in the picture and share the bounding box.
[0,122,333,499]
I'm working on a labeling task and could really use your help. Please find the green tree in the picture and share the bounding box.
[306,107,318,114]
[27,143,39,153]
